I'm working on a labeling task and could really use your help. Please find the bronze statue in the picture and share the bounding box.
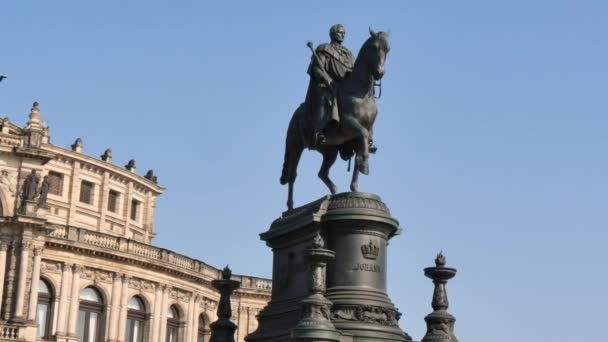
[281,28,390,209]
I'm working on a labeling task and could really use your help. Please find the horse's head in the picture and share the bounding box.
[364,28,390,80]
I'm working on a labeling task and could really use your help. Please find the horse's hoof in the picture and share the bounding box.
[350,184,358,192]
[330,186,338,195]
[360,163,369,175]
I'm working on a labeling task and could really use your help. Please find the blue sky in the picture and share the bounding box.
[2,1,607,341]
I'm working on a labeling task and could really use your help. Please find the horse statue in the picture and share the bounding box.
[280,29,390,210]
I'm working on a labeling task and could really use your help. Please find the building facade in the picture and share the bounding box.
[0,102,271,342]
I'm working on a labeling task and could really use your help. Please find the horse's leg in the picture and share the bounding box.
[342,116,371,175]
[318,148,339,195]
[350,162,360,192]
[285,146,303,210]
[281,107,306,210]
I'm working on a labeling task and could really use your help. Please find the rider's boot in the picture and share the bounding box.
[315,131,327,147]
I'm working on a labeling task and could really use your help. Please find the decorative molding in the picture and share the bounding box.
[326,193,390,214]
[331,305,399,327]
[40,260,62,274]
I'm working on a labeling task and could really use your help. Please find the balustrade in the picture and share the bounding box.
[0,325,19,339]
[45,226,271,290]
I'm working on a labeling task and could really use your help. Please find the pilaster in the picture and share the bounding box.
[108,272,122,342]
[12,241,32,322]
[55,263,72,336]
[66,264,81,337]
[117,274,130,342]
[27,247,43,321]
[0,241,9,313]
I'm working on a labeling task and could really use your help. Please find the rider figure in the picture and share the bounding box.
[306,24,377,153]
[306,24,354,146]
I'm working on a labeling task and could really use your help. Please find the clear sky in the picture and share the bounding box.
[2,1,607,341]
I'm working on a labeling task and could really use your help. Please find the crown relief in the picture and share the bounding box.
[361,240,380,260]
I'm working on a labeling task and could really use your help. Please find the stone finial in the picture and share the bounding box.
[421,252,458,342]
[435,251,446,267]
[101,148,112,163]
[71,138,83,152]
[144,169,158,184]
[125,159,136,172]
[26,101,42,131]
[221,265,232,280]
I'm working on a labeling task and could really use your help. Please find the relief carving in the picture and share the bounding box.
[331,305,399,326]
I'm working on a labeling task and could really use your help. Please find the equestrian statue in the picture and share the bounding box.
[281,25,390,210]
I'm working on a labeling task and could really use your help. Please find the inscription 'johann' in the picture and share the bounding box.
[353,263,382,273]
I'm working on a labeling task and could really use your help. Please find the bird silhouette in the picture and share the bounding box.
[0,75,6,82]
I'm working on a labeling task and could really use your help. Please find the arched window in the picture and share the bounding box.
[77,287,105,342]
[197,313,210,342]
[166,305,180,342]
[36,279,53,340]
[126,296,147,342]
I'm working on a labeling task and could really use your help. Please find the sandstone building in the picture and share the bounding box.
[0,102,271,342]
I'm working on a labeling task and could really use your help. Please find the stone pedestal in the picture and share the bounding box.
[246,192,411,342]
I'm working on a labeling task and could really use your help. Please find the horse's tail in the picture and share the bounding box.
[281,104,305,185]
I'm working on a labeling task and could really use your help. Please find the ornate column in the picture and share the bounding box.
[27,247,43,321]
[291,233,340,342]
[117,275,130,342]
[0,241,9,310]
[158,285,169,339]
[151,284,163,342]
[209,266,240,342]
[421,252,459,342]
[55,263,72,336]
[3,242,17,321]
[108,272,122,342]
[67,265,81,337]
[12,241,31,321]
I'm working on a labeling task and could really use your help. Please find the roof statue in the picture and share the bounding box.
[280,26,390,210]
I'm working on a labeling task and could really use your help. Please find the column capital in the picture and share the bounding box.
[20,241,33,251]
[33,247,44,256]
[72,264,82,274]
[0,241,8,251]
[121,274,131,283]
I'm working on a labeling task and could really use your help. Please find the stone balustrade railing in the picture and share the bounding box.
[46,225,272,291]
[0,325,19,340]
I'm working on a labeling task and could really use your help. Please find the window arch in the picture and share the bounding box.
[36,279,54,340]
[166,305,181,342]
[197,313,210,342]
[77,286,105,342]
[126,296,147,342]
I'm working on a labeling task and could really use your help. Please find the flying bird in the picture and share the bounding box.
[0,75,6,82]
